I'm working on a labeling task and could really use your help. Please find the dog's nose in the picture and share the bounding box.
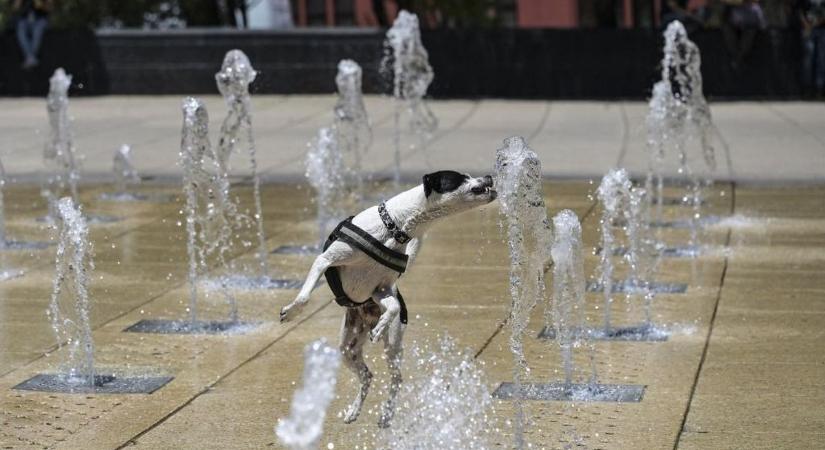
[483,175,493,187]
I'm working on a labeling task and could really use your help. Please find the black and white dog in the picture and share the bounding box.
[280,170,496,427]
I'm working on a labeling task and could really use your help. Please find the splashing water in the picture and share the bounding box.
[334,59,372,201]
[494,136,551,449]
[306,127,348,245]
[215,49,269,279]
[597,173,666,336]
[646,21,716,249]
[625,187,662,326]
[112,144,140,195]
[47,197,95,388]
[645,80,677,226]
[276,339,341,450]
[597,168,631,332]
[43,68,81,217]
[41,189,59,225]
[180,97,240,323]
[383,10,438,185]
[549,210,597,388]
[665,21,716,177]
[377,334,496,450]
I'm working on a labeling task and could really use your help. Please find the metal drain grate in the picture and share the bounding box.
[271,244,321,255]
[538,324,669,342]
[662,197,705,206]
[85,214,123,224]
[0,240,51,250]
[612,215,721,229]
[597,246,700,258]
[14,374,173,394]
[649,215,721,229]
[660,246,701,257]
[124,319,262,335]
[587,280,688,294]
[202,275,305,290]
[492,382,645,402]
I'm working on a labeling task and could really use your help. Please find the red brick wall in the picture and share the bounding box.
[517,0,578,28]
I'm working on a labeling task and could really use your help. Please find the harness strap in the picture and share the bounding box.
[323,217,409,324]
[333,218,409,273]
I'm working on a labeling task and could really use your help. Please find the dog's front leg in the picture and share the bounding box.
[369,288,400,343]
[404,237,422,266]
[279,251,336,322]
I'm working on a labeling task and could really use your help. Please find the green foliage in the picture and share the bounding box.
[0,1,14,28]
[49,0,106,28]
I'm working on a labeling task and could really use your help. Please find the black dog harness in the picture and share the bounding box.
[323,204,410,324]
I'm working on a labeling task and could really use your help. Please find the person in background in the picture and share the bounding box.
[722,0,767,70]
[12,0,52,69]
[797,0,825,96]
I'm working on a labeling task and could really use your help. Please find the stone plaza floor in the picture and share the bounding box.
[0,96,823,449]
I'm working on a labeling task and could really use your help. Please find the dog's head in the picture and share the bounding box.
[422,170,497,216]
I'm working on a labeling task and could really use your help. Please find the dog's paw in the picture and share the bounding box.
[369,325,386,343]
[279,301,305,323]
[343,405,361,424]
[377,403,395,428]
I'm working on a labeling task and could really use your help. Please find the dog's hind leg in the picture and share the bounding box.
[378,315,405,428]
[369,288,401,343]
[339,307,372,424]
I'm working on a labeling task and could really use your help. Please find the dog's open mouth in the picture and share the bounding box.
[472,186,497,201]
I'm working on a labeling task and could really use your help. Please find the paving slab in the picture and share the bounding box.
[0,95,823,449]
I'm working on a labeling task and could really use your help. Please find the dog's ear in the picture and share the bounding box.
[423,174,433,197]
[423,171,468,198]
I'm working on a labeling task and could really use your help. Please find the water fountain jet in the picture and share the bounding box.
[587,171,682,341]
[42,69,79,214]
[40,68,120,224]
[306,127,348,246]
[211,50,303,290]
[276,339,341,450]
[99,144,149,202]
[272,61,371,256]
[515,210,645,404]
[383,10,437,185]
[333,59,372,202]
[594,168,631,333]
[377,335,496,450]
[124,98,263,335]
[491,136,551,449]
[645,20,718,253]
[15,197,172,393]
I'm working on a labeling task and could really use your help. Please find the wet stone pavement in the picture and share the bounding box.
[0,96,823,449]
[0,180,821,449]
